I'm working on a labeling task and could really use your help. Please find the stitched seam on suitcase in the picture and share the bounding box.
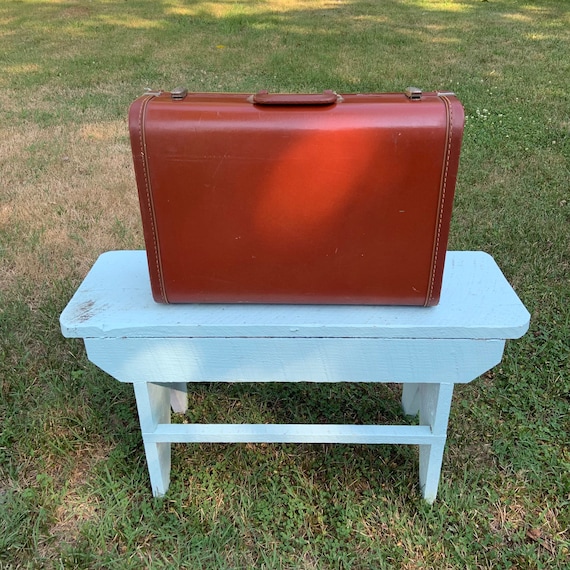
[138,96,167,302]
[427,95,453,306]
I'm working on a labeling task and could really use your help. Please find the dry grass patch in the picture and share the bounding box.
[32,446,112,562]
[0,117,142,296]
[49,447,109,539]
[486,475,570,560]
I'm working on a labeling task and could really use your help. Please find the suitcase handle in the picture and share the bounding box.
[251,90,340,106]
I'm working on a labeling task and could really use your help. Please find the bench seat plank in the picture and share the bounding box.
[61,251,530,340]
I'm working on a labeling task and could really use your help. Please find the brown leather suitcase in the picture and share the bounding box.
[129,88,464,305]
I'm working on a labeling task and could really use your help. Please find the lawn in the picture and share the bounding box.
[0,0,569,567]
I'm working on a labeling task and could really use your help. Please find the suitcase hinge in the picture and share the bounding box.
[405,87,422,100]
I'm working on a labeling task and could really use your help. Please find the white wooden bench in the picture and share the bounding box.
[60,250,529,503]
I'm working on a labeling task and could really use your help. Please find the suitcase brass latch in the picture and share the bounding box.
[171,87,188,100]
[405,87,422,100]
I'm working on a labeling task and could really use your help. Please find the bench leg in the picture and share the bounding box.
[168,382,188,414]
[133,382,172,497]
[417,382,454,503]
[401,383,421,416]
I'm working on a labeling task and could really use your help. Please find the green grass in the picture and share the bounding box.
[1,0,569,567]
